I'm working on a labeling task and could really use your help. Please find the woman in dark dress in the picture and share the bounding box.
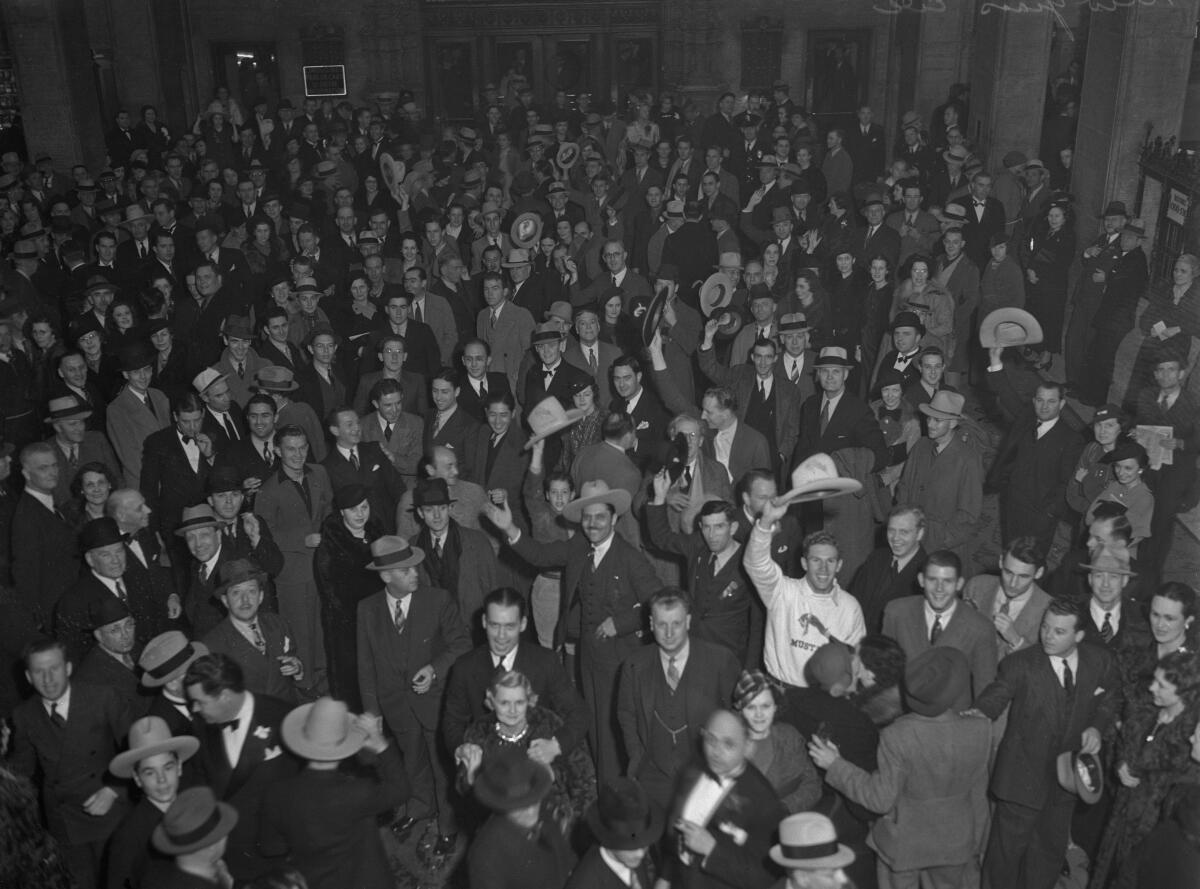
[25,312,66,409]
[62,462,118,534]
[313,484,384,710]
[1020,196,1075,366]
[859,255,894,396]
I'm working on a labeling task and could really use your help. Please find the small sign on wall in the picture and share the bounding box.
[1167,188,1190,226]
[303,65,347,97]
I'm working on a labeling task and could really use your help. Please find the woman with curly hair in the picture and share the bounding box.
[454,669,597,836]
[733,669,822,813]
[63,461,119,532]
[1089,649,1200,889]
[891,253,954,358]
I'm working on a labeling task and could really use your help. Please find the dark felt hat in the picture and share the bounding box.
[81,517,124,552]
[412,477,454,509]
[333,483,369,511]
[904,647,969,717]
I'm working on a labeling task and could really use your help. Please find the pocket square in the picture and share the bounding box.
[636,421,649,431]
[263,745,282,761]
[253,725,271,740]
[717,821,748,846]
[371,464,380,472]
[1094,687,1105,696]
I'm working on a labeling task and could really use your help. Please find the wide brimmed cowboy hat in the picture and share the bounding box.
[510,212,543,249]
[774,453,862,507]
[585,779,665,850]
[562,479,632,523]
[110,716,200,778]
[699,272,735,318]
[366,535,425,571]
[281,697,368,762]
[524,397,587,450]
[918,391,965,421]
[770,812,856,870]
[1057,751,1104,804]
[139,632,209,688]
[979,308,1044,348]
[474,746,554,812]
[152,787,239,855]
[378,153,406,201]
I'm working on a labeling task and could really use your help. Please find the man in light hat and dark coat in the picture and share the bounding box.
[565,777,663,889]
[767,811,856,889]
[141,787,238,889]
[139,630,209,737]
[356,534,471,858]
[260,697,410,889]
[42,393,121,505]
[794,346,889,475]
[810,646,990,888]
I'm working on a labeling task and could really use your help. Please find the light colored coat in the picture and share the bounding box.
[105,385,170,491]
[963,576,1052,663]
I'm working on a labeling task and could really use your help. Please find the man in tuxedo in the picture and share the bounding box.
[107,486,180,613]
[356,535,472,856]
[662,709,786,889]
[971,598,1118,889]
[961,172,1006,270]
[184,652,299,881]
[882,550,998,706]
[322,406,405,534]
[521,322,593,410]
[457,338,512,425]
[963,536,1054,664]
[794,347,888,474]
[10,638,131,889]
[140,391,214,554]
[617,588,740,808]
[12,441,83,629]
[443,586,585,752]
[849,505,928,634]
[871,312,925,393]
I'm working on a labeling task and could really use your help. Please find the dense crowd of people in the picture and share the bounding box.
[0,67,1198,889]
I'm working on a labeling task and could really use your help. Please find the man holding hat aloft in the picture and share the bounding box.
[565,778,664,889]
[356,535,471,857]
[810,646,991,889]
[106,716,200,889]
[260,697,409,889]
[141,787,238,889]
[897,390,984,557]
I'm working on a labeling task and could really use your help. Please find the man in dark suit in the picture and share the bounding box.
[882,550,998,706]
[871,311,925,393]
[140,391,213,554]
[851,197,902,273]
[610,354,670,463]
[195,369,248,455]
[849,505,928,634]
[322,407,405,534]
[465,390,529,510]
[351,333,429,418]
[176,504,237,638]
[258,307,309,373]
[661,709,786,889]
[844,106,887,185]
[961,172,1007,270]
[183,652,299,882]
[487,482,661,783]
[74,595,150,719]
[204,465,285,593]
[443,586,586,754]
[971,598,1118,889]
[617,589,741,808]
[43,394,121,505]
[566,778,661,889]
[171,261,241,367]
[424,369,481,459]
[520,322,592,467]
[986,372,1083,553]
[12,441,83,630]
[458,338,514,425]
[10,638,131,889]
[356,536,471,856]
[215,394,279,497]
[795,347,888,474]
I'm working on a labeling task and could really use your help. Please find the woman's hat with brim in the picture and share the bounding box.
[1099,439,1148,467]
[586,778,665,850]
[918,391,965,421]
[525,397,587,450]
[774,453,862,507]
[699,272,736,318]
[562,479,632,523]
[1056,751,1104,804]
[152,787,239,855]
[253,365,299,392]
[138,631,209,688]
[44,395,93,423]
[281,697,368,762]
[474,746,555,812]
[903,647,969,717]
[770,812,856,870]
[366,535,425,571]
[812,346,855,368]
[556,142,580,169]
[639,285,670,348]
[110,716,200,779]
[510,212,543,249]
[979,307,1044,348]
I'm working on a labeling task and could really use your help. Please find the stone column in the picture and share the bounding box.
[1,0,106,169]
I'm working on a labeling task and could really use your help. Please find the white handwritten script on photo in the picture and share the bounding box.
[869,0,1171,20]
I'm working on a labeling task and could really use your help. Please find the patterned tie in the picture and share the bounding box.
[249,620,266,654]
[930,616,943,644]
[384,422,394,441]
[350,449,360,471]
[263,442,273,464]
[666,655,680,691]
[394,600,406,634]
[490,310,498,329]
[790,361,801,385]
[587,347,597,375]
[434,537,444,560]
[237,361,245,379]
[49,702,66,729]
[999,598,1011,617]
[1062,658,1074,696]
[1100,612,1114,643]
[115,580,128,603]
[820,399,831,434]
[412,301,423,324]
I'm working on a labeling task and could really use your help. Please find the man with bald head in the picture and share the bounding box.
[396,444,488,539]
[663,709,786,889]
[106,487,180,620]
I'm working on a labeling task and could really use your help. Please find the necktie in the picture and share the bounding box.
[999,598,1011,617]
[224,523,236,543]
[434,537,444,560]
[249,620,266,654]
[790,361,801,385]
[138,242,146,259]
[199,563,209,584]
[1062,658,1074,696]
[262,442,273,464]
[223,413,238,441]
[490,310,498,328]
[589,545,599,571]
[681,465,693,492]
[236,361,245,379]
[394,600,406,634]
[479,379,488,397]
[412,301,423,323]
[146,395,157,418]
[1159,393,1170,411]
[630,870,643,889]
[350,449,360,470]
[612,274,619,287]
[759,380,767,399]
[587,348,597,374]
[115,580,128,603]
[1100,612,1114,643]
[907,213,916,226]
[707,552,717,576]
[820,399,831,434]
[930,616,943,644]
[889,558,899,579]
[67,446,78,471]
[49,702,66,728]
[384,422,394,440]
[666,655,680,691]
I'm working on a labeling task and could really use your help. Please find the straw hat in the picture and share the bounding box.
[138,631,209,688]
[770,812,855,869]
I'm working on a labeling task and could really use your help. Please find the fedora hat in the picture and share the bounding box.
[110,716,200,778]
[117,340,156,372]
[80,517,123,552]
[544,301,573,327]
[1056,751,1104,804]
[714,310,744,339]
[940,203,969,224]
[44,395,92,423]
[89,594,130,632]
[919,390,965,421]
[556,142,580,169]
[979,307,1044,348]
[139,631,209,688]
[501,247,533,269]
[84,274,116,296]
[214,558,266,598]
[366,535,425,571]
[775,453,862,507]
[1023,158,1047,172]
[1098,200,1128,218]
[222,314,254,341]
[770,812,855,870]
[524,397,586,450]
[904,647,970,717]
[1122,218,1147,238]
[900,110,922,130]
[771,205,794,225]
[378,152,406,200]
[699,272,736,317]
[562,479,632,523]
[254,365,299,392]
[942,145,970,165]
[1002,150,1028,169]
[510,212,543,249]
[778,312,811,333]
[586,779,664,851]
[640,285,670,348]
[813,346,855,368]
[1081,543,1136,576]
[152,787,239,855]
[281,697,368,761]
[192,367,227,395]
[120,205,152,228]
[531,321,565,346]
[174,504,222,537]
[412,477,454,509]
[474,746,554,812]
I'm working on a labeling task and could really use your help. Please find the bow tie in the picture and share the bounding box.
[974,200,986,207]
[181,435,194,445]
[219,718,240,733]
[121,532,135,543]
